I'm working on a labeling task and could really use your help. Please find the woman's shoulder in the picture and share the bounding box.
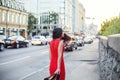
[49,39,62,44]
[59,40,64,46]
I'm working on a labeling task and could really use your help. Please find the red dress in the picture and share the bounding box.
[49,39,65,80]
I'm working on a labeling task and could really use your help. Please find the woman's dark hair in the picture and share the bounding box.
[61,33,71,42]
[52,28,63,39]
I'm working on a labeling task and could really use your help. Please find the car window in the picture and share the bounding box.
[34,36,40,39]
[0,35,6,39]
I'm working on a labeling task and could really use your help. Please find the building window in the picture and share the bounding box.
[23,16,26,24]
[11,1,13,9]
[15,14,17,23]
[21,15,23,24]
[12,13,14,23]
[2,11,6,22]
[20,15,21,24]
[0,10,1,22]
[7,12,10,22]
[0,1,1,5]
[15,14,18,24]
[2,0,5,6]
[17,14,19,23]
[9,12,12,23]
[7,0,10,8]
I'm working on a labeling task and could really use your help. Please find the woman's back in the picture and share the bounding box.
[49,39,65,80]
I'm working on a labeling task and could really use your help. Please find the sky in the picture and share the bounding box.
[79,0,120,26]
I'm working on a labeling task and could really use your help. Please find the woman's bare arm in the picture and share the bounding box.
[56,40,64,73]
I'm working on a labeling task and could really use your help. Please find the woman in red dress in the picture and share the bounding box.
[49,28,65,80]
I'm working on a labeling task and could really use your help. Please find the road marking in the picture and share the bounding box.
[19,65,49,80]
[41,51,49,54]
[0,56,30,66]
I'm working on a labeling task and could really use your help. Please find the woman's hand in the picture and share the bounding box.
[54,68,60,74]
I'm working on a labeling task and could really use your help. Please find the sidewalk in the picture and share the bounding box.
[65,39,99,80]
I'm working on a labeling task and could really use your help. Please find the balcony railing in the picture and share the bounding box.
[0,0,26,12]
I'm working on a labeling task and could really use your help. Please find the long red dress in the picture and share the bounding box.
[49,39,65,80]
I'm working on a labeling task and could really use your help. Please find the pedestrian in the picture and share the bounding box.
[49,28,66,80]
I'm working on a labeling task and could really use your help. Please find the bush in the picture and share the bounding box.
[99,15,120,36]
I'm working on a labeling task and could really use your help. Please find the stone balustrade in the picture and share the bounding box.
[99,34,120,80]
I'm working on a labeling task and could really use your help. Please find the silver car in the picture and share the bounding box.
[31,35,47,45]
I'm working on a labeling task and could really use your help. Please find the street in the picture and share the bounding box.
[0,39,99,80]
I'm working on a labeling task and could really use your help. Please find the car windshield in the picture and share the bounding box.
[0,35,5,39]
[46,36,52,38]
[84,37,91,40]
[8,36,18,40]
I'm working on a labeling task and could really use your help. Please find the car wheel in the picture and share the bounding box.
[15,43,19,48]
[82,43,84,46]
[5,45,8,48]
[41,42,43,45]
[0,44,4,51]
[25,43,29,47]
[75,47,77,50]
[46,42,47,45]
[71,47,74,51]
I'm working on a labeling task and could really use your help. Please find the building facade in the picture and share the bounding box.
[27,0,85,35]
[75,1,85,34]
[0,0,28,38]
[84,17,98,36]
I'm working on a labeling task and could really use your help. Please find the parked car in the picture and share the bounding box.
[46,35,52,44]
[65,41,74,51]
[84,37,93,44]
[5,36,29,48]
[74,37,84,47]
[31,35,47,45]
[0,35,6,51]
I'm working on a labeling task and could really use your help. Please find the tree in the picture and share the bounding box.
[99,15,120,36]
[43,12,59,24]
[28,13,38,36]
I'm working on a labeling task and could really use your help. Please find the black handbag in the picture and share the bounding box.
[44,73,60,80]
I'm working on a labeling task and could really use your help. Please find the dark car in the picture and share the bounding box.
[74,38,84,47]
[65,36,85,51]
[5,36,29,48]
[0,35,6,51]
[65,39,78,51]
[65,41,74,51]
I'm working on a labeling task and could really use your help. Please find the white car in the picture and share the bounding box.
[84,37,93,44]
[31,36,47,45]
[46,35,52,43]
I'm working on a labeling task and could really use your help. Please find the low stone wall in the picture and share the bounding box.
[99,34,120,80]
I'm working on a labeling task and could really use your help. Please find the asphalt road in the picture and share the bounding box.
[0,45,51,80]
[0,39,99,80]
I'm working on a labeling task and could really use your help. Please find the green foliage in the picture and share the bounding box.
[99,15,120,36]
[28,13,38,33]
[43,12,59,24]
